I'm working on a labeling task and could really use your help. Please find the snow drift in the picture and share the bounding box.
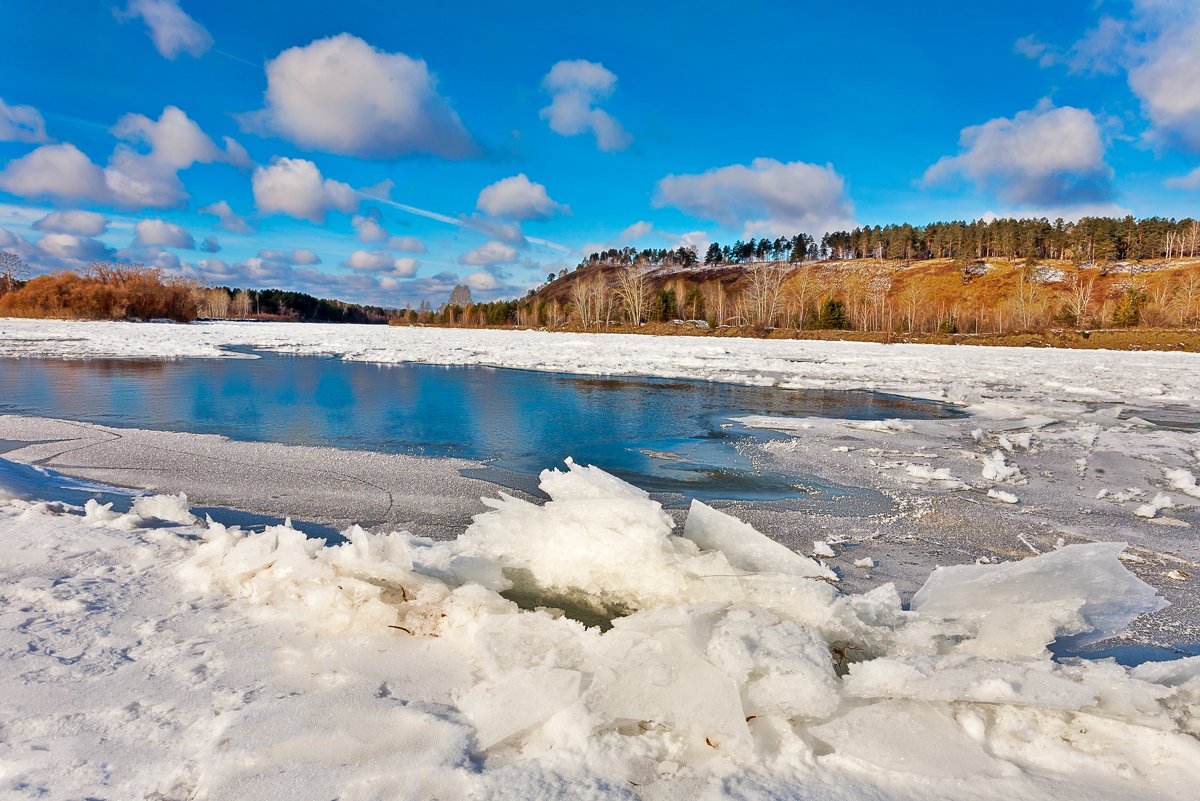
[167,459,1200,796]
[4,456,1199,799]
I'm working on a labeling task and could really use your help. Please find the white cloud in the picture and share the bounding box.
[0,226,114,272]
[476,174,566,220]
[200,235,220,252]
[0,144,109,201]
[670,230,709,256]
[1126,8,1200,151]
[33,210,110,237]
[386,235,425,253]
[257,248,322,265]
[199,199,253,233]
[134,218,194,248]
[540,60,631,152]
[352,211,388,243]
[252,157,358,222]
[105,106,246,208]
[1020,3,1200,152]
[620,220,653,242]
[0,107,245,209]
[118,0,212,59]
[463,215,527,246]
[344,249,419,277]
[0,97,48,143]
[1166,167,1200,190]
[465,271,500,291]
[923,100,1112,206]
[36,232,115,262]
[458,240,518,266]
[242,34,475,159]
[654,157,855,238]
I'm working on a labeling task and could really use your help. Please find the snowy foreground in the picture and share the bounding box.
[2,457,1200,801]
[2,319,1200,799]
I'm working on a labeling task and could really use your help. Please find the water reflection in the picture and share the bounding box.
[0,353,963,501]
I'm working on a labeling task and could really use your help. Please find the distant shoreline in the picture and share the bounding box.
[389,320,1200,353]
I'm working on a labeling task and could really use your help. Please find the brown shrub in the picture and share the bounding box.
[0,264,199,322]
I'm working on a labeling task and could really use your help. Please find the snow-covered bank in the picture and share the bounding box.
[2,458,1199,800]
[2,318,1199,412]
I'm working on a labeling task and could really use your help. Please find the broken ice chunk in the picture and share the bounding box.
[911,543,1166,659]
[459,667,582,750]
[683,500,834,580]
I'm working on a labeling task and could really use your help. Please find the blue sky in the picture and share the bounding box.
[1,0,1198,306]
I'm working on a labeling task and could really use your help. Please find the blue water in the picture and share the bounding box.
[0,352,963,501]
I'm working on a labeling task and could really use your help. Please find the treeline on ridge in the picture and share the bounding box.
[0,260,398,324]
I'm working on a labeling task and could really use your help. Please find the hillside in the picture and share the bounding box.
[527,255,1200,336]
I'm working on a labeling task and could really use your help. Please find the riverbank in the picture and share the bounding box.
[393,321,1200,353]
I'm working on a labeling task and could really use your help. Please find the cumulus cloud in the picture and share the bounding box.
[0,107,246,209]
[118,0,212,59]
[0,226,114,272]
[1126,7,1200,151]
[923,100,1113,206]
[458,240,518,266]
[256,248,321,265]
[1020,3,1200,152]
[105,106,247,208]
[200,235,220,253]
[476,174,567,220]
[540,60,631,152]
[33,210,110,237]
[352,210,388,243]
[252,157,358,222]
[1165,167,1200,190]
[654,158,855,238]
[290,248,321,265]
[36,233,116,262]
[0,143,109,201]
[199,200,253,233]
[386,235,425,253]
[241,34,475,159]
[464,271,501,291]
[0,97,48,143]
[343,249,419,277]
[134,218,194,249]
[620,220,653,241]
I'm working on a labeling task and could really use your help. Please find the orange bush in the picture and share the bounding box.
[0,264,199,322]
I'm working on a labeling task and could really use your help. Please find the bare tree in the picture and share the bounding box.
[569,275,609,328]
[613,264,652,325]
[1165,229,1179,260]
[742,264,785,326]
[1008,270,1047,330]
[231,288,253,319]
[447,284,473,308]
[0,251,29,294]
[1173,270,1200,325]
[898,281,924,333]
[783,267,814,329]
[1186,220,1200,258]
[1064,272,1096,327]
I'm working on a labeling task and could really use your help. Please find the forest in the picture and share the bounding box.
[407,215,1200,336]
[0,260,398,324]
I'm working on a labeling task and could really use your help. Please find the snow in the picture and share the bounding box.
[1166,468,1200,499]
[4,457,1200,800]
[988,488,1020,503]
[1135,492,1176,519]
[1,319,1198,412]
[4,320,1200,798]
[982,449,1025,483]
